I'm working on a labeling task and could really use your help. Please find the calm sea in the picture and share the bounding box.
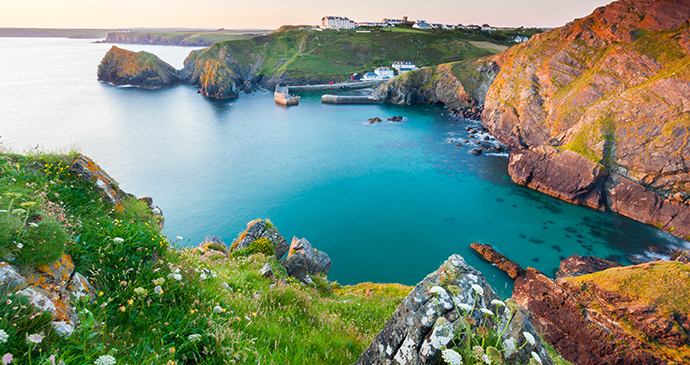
[2,38,687,295]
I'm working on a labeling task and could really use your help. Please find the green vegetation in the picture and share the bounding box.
[183,27,522,84]
[103,30,269,46]
[0,151,410,364]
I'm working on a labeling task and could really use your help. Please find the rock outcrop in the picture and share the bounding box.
[470,242,526,279]
[513,261,690,364]
[356,254,553,365]
[555,255,621,278]
[376,59,500,108]
[97,46,182,87]
[280,237,331,282]
[231,219,289,259]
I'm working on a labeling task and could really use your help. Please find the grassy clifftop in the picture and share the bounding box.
[182,28,501,87]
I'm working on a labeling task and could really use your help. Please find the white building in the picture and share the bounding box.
[382,17,408,25]
[442,24,456,30]
[363,72,379,81]
[374,66,395,79]
[392,61,418,75]
[481,24,495,31]
[412,20,431,29]
[514,36,529,43]
[321,16,356,30]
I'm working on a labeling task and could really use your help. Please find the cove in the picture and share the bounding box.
[2,38,687,295]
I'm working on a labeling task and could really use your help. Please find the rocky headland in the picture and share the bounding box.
[377,0,690,241]
[97,46,183,88]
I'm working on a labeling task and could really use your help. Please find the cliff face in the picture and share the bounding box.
[375,59,500,108]
[97,46,182,87]
[513,260,690,364]
[481,0,690,196]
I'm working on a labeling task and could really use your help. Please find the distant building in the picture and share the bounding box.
[412,20,432,29]
[481,24,495,31]
[391,61,418,75]
[321,16,356,30]
[362,72,379,81]
[374,66,395,79]
[431,23,443,29]
[467,24,480,30]
[382,17,408,25]
[356,21,386,27]
[513,35,529,43]
[442,24,456,30]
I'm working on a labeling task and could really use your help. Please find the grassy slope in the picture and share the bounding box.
[0,152,409,364]
[184,28,511,82]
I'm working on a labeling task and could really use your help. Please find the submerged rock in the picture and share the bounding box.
[356,254,553,365]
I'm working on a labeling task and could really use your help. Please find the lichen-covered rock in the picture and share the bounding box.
[234,220,268,251]
[0,262,27,293]
[198,235,229,255]
[232,220,289,258]
[17,286,57,315]
[260,262,274,279]
[555,255,621,278]
[97,46,182,87]
[356,254,553,365]
[68,272,95,301]
[69,154,127,205]
[280,237,331,282]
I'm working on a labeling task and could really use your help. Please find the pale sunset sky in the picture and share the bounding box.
[1,0,614,29]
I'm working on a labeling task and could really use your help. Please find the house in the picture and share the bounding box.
[412,20,432,29]
[467,24,480,30]
[374,66,395,79]
[391,61,418,74]
[362,71,379,81]
[382,17,408,25]
[442,24,456,30]
[320,16,356,30]
[514,35,529,43]
[481,24,495,31]
[431,23,443,29]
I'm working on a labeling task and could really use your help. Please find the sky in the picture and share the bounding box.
[0,0,614,29]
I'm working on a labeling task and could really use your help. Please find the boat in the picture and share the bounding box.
[274,84,299,106]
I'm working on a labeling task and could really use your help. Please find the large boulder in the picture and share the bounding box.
[198,235,229,255]
[279,237,331,282]
[0,262,27,293]
[356,254,553,365]
[232,220,289,259]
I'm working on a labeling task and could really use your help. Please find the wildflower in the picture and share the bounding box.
[523,331,536,346]
[2,353,12,365]
[486,347,502,364]
[127,300,133,305]
[491,299,505,307]
[481,354,491,364]
[464,317,477,325]
[175,236,183,240]
[16,242,23,249]
[190,309,195,314]
[213,305,224,313]
[200,273,207,280]
[119,306,126,312]
[154,286,163,295]
[476,326,489,337]
[457,303,473,312]
[29,222,38,228]
[188,334,202,342]
[169,347,176,355]
[153,278,165,286]
[173,274,182,281]
[441,348,463,365]
[0,330,7,343]
[133,287,147,296]
[471,284,484,296]
[27,333,44,344]
[11,209,25,215]
[472,345,485,357]
[480,308,494,316]
[94,354,116,365]
[113,237,124,243]
[98,291,104,297]
[531,351,543,364]
[429,286,445,295]
[20,202,36,209]
[505,298,520,308]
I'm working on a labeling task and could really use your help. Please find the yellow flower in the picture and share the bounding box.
[169,347,176,354]
[190,309,195,314]
[98,291,104,297]
[119,306,126,312]
[127,299,133,305]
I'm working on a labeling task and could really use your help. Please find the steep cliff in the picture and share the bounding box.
[513,260,690,364]
[97,46,182,87]
[482,0,690,196]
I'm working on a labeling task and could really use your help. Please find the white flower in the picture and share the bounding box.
[154,285,163,295]
[481,354,492,364]
[524,331,536,346]
[441,348,464,365]
[471,284,484,296]
[480,308,494,316]
[531,351,542,364]
[15,243,23,249]
[113,237,124,243]
[429,286,445,295]
[94,354,116,365]
[457,303,473,312]
[188,334,202,342]
[27,333,44,344]
[213,305,224,313]
[133,287,147,295]
[173,274,182,281]
[200,273,207,280]
[0,330,8,343]
[491,299,505,307]
[175,236,183,240]
[29,222,38,228]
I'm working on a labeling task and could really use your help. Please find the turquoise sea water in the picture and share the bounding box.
[2,38,687,295]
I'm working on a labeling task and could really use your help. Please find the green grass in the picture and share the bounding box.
[0,151,410,364]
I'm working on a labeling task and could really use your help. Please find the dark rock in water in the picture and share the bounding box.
[551,245,562,252]
[356,255,553,365]
[509,147,608,210]
[280,237,331,282]
[564,227,577,233]
[531,257,539,262]
[367,118,376,124]
[373,117,382,122]
[387,116,404,121]
[470,242,526,279]
[671,249,690,263]
[555,255,621,278]
[649,246,662,254]
[469,135,475,139]
[519,233,526,239]
[463,140,469,143]
[471,149,483,155]
[483,136,490,140]
[97,46,182,87]
[496,198,504,202]
[454,143,462,146]
[529,238,545,244]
